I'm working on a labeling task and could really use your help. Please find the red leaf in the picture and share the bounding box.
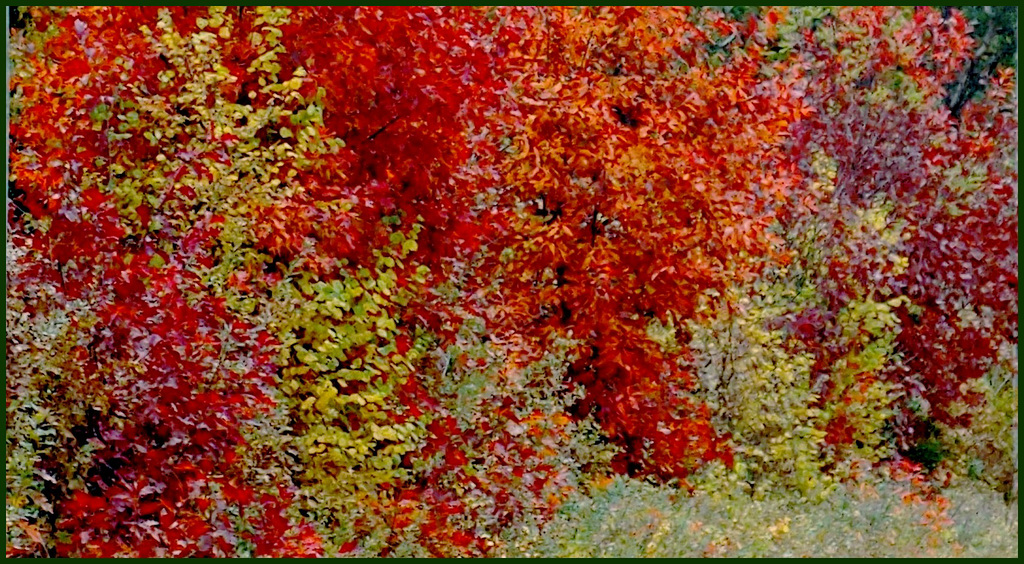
[445,447,468,467]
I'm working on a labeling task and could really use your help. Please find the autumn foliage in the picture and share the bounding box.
[6,6,1017,557]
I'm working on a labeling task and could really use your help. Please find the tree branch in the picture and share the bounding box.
[367,115,402,142]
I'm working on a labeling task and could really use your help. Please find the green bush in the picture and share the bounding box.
[496,475,1017,558]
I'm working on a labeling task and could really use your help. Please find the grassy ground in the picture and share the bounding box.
[495,477,1018,558]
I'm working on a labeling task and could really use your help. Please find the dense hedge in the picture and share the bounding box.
[6,6,1016,557]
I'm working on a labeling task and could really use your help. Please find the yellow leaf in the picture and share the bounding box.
[315,386,337,412]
